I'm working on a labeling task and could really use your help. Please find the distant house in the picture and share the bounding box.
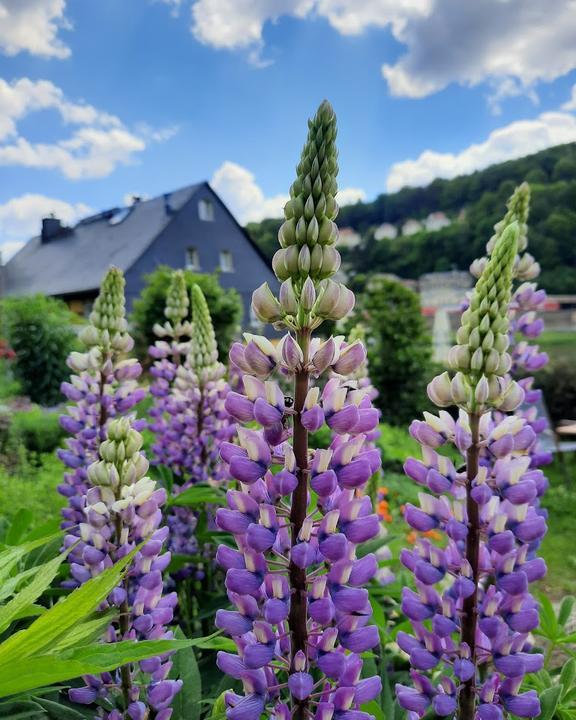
[338,228,362,248]
[401,219,423,236]
[423,211,451,232]
[2,183,277,327]
[374,223,398,241]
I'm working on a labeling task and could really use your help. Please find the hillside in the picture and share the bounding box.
[246,143,576,294]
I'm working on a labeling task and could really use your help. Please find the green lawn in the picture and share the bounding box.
[538,330,576,364]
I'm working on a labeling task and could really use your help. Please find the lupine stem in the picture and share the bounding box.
[289,328,310,720]
[459,411,481,720]
[114,513,134,710]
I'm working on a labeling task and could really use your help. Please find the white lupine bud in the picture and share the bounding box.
[427,372,453,407]
[474,375,490,404]
[300,277,316,311]
[279,279,298,315]
[451,373,469,405]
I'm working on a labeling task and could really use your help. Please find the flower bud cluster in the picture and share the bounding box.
[398,409,546,719]
[67,417,181,718]
[252,101,353,332]
[149,283,234,567]
[215,102,383,720]
[430,223,522,414]
[58,267,145,533]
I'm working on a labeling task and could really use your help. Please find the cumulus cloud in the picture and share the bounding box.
[211,160,366,223]
[0,78,176,179]
[382,0,576,103]
[211,161,289,223]
[386,111,576,192]
[562,84,576,112]
[0,193,91,260]
[0,0,71,58]
[190,0,427,53]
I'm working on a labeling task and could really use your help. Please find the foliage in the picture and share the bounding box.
[1,295,77,406]
[537,360,576,424]
[0,358,20,400]
[10,407,65,455]
[131,267,243,361]
[248,142,576,294]
[349,277,433,425]
[0,534,191,704]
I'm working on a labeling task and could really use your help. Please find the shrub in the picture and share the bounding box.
[1,295,77,406]
[536,360,576,424]
[131,266,243,361]
[349,277,433,425]
[11,407,65,454]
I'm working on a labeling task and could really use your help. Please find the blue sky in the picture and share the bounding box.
[1,0,576,258]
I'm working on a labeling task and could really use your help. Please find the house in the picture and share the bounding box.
[373,223,398,241]
[401,218,423,236]
[338,228,362,248]
[423,211,451,232]
[2,182,278,328]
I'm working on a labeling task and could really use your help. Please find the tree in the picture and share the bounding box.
[349,277,433,425]
[130,267,242,361]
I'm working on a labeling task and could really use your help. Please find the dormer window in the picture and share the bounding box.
[186,246,200,271]
[219,250,234,273]
[198,198,214,222]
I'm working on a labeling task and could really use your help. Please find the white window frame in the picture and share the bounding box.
[219,250,234,273]
[185,246,200,271]
[198,198,214,222]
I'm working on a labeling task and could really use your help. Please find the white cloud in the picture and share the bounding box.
[211,161,289,223]
[0,0,71,58]
[386,111,576,192]
[0,78,176,179]
[190,0,427,53]
[211,159,366,223]
[0,193,91,260]
[562,84,576,112]
[382,0,576,103]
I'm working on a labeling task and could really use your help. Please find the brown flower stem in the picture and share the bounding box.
[459,412,481,720]
[288,328,311,720]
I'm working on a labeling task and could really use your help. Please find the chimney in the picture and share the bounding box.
[41,216,65,243]
[163,192,174,216]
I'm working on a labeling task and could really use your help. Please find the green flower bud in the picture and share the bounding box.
[164,270,189,325]
[189,284,225,382]
[279,279,298,315]
[300,277,316,312]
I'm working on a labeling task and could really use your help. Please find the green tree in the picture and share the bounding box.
[350,277,433,425]
[1,295,77,406]
[130,266,242,361]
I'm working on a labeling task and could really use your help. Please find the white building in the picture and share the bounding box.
[423,211,451,232]
[338,227,362,248]
[374,222,398,240]
[401,218,423,236]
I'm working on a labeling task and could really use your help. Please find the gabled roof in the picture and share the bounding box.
[4,183,201,297]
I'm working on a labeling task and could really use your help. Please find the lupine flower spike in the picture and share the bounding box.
[150,282,233,568]
[68,418,181,718]
[217,101,383,720]
[399,221,545,720]
[59,267,145,551]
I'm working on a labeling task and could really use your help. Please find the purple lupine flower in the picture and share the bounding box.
[148,279,234,572]
[398,194,547,719]
[68,417,181,716]
[215,101,382,720]
[58,267,144,565]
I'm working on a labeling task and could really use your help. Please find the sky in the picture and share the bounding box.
[1,0,576,260]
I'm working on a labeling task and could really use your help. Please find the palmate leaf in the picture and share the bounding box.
[170,628,202,720]
[168,484,226,507]
[0,640,192,697]
[52,609,117,652]
[0,551,66,634]
[0,546,139,665]
[0,531,61,586]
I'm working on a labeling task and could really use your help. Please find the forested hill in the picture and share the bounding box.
[246,142,576,294]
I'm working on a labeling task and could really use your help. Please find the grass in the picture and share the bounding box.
[538,330,576,365]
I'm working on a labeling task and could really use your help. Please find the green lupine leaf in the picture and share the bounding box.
[168,485,226,507]
[560,659,576,699]
[559,597,576,628]
[52,610,116,651]
[540,686,563,720]
[170,628,202,720]
[0,639,192,697]
[0,552,65,634]
[210,692,227,719]
[0,532,61,586]
[538,593,560,640]
[362,701,385,719]
[0,546,139,665]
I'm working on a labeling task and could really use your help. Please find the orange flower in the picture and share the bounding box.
[406,531,418,544]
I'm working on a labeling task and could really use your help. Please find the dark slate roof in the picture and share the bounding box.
[4,184,201,297]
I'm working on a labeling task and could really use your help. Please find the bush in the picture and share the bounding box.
[349,277,433,425]
[536,361,576,425]
[11,407,65,454]
[131,266,243,361]
[1,295,77,406]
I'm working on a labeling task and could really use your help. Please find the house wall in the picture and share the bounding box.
[124,185,279,329]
